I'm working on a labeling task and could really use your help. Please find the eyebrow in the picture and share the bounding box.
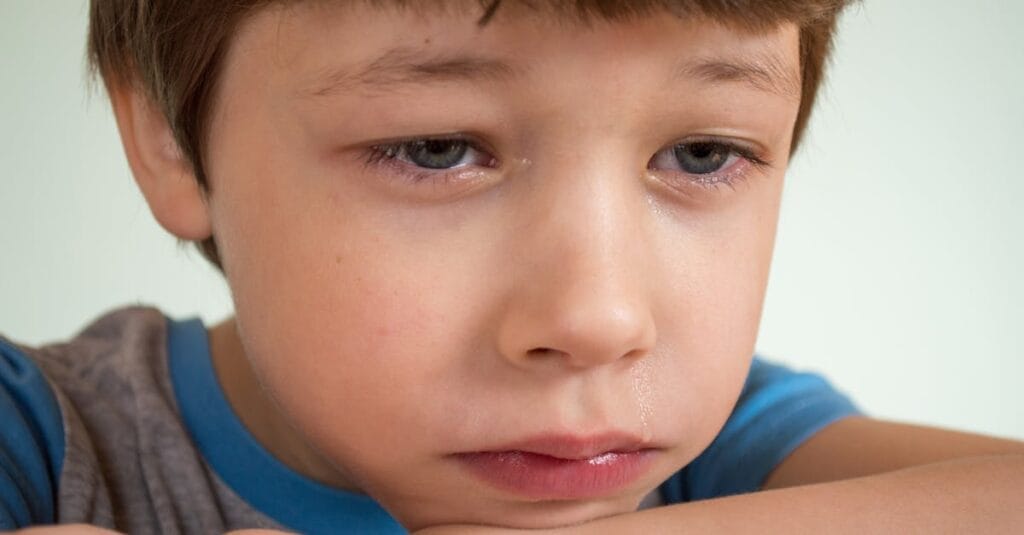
[307,47,518,97]
[306,48,800,100]
[677,54,801,100]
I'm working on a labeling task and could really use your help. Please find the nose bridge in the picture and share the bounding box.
[546,163,643,304]
[497,153,656,371]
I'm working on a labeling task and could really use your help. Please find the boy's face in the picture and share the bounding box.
[200,3,799,530]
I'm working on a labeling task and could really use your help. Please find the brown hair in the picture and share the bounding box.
[88,0,857,269]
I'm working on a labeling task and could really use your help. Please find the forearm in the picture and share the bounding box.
[572,454,1024,534]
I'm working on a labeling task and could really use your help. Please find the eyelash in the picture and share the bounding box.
[361,135,770,191]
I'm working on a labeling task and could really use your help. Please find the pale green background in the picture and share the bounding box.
[1,1,1021,440]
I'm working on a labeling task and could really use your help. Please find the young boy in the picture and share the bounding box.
[2,0,1022,533]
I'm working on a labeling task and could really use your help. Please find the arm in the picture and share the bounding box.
[583,417,1024,533]
[763,416,1024,488]
[0,340,65,531]
[578,453,1024,533]
[418,418,1024,534]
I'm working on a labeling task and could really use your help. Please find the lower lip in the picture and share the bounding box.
[455,450,656,500]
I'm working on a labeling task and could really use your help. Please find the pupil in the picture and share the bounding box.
[690,143,714,158]
[674,142,728,174]
[409,140,468,169]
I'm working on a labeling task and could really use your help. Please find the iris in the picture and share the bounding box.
[673,142,731,174]
[405,139,470,169]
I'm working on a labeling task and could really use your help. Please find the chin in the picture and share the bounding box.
[502,502,636,530]
[406,492,644,531]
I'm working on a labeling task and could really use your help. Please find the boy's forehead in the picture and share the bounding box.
[283,0,812,28]
[236,2,800,102]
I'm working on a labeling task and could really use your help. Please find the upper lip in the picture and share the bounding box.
[472,432,652,460]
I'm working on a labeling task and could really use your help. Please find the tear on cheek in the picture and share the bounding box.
[631,359,654,443]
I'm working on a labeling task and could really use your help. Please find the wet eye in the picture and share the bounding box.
[371,138,496,172]
[650,141,739,175]
[362,136,500,193]
[674,142,734,174]
[404,139,472,169]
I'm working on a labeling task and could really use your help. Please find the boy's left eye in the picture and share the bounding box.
[646,139,769,191]
[649,141,745,176]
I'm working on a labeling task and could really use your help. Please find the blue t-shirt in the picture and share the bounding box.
[0,307,861,532]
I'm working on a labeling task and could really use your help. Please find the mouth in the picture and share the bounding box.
[453,433,658,500]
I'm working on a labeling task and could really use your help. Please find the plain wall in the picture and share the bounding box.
[1,1,1021,440]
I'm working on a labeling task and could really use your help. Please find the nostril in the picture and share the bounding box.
[527,347,556,357]
[623,348,648,361]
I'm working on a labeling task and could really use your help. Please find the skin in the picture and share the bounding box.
[155,5,791,529]
[28,3,1020,534]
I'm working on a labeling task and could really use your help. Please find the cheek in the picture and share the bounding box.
[211,158,503,478]
[645,178,782,452]
[225,236,459,477]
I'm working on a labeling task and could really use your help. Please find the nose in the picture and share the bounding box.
[495,161,657,372]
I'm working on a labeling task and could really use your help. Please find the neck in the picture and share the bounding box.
[207,317,358,491]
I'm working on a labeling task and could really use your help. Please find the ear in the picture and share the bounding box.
[108,82,212,241]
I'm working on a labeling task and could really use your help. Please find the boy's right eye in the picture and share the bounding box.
[406,139,470,169]
[355,135,502,200]
[393,139,478,169]
[365,137,497,180]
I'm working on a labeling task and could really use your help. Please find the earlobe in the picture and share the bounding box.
[108,82,212,241]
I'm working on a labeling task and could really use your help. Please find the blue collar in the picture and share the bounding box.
[166,317,405,534]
